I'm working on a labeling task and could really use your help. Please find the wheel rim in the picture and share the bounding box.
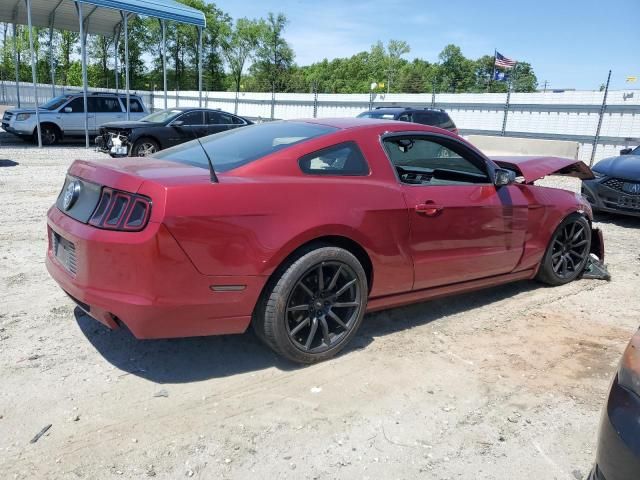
[42,128,56,145]
[285,261,362,354]
[551,221,589,279]
[137,143,156,156]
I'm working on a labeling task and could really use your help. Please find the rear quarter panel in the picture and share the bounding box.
[157,127,416,298]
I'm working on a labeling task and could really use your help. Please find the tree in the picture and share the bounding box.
[89,35,113,88]
[223,18,263,95]
[59,30,79,85]
[385,39,410,93]
[250,12,294,91]
[437,44,475,92]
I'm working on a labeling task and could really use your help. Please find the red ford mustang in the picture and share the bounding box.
[46,118,603,363]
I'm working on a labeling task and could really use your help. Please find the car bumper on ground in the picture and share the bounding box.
[589,375,640,480]
[46,206,266,338]
[582,178,640,218]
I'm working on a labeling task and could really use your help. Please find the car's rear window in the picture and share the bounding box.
[152,121,338,173]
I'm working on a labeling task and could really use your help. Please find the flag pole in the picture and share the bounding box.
[488,48,496,92]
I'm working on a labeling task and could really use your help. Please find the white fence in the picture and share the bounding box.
[2,80,639,163]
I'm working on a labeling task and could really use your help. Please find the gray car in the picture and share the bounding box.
[1,92,147,145]
[582,145,640,217]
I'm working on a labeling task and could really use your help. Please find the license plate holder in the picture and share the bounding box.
[53,232,77,275]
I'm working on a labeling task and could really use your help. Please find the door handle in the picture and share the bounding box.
[415,202,444,216]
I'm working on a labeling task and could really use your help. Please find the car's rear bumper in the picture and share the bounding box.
[589,375,640,480]
[46,206,266,338]
[582,179,640,218]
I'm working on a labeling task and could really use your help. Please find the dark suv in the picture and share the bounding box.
[357,107,458,134]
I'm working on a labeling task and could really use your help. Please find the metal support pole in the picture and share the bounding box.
[25,0,41,147]
[501,80,512,136]
[591,70,612,166]
[123,12,130,120]
[270,84,275,120]
[161,19,167,110]
[312,81,318,118]
[48,24,55,97]
[13,24,20,108]
[113,24,120,94]
[431,80,436,107]
[75,1,89,148]
[197,26,203,108]
[234,89,239,115]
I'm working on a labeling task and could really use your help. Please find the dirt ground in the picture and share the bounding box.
[1,131,639,480]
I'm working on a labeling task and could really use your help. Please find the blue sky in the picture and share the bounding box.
[214,0,639,90]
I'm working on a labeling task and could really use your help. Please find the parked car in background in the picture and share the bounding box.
[1,92,147,145]
[357,107,458,134]
[582,145,640,217]
[588,327,640,480]
[46,118,603,364]
[95,108,253,157]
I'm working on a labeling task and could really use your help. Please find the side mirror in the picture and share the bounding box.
[171,120,184,127]
[494,168,517,187]
[64,107,73,113]
[620,147,632,155]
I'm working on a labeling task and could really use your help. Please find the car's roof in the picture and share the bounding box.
[297,117,445,132]
[362,107,448,114]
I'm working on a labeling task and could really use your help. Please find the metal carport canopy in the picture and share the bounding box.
[1,0,206,35]
[1,0,205,149]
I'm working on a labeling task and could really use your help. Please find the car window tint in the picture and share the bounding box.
[299,142,369,176]
[383,137,488,185]
[129,98,143,112]
[398,113,411,122]
[93,97,122,113]
[153,121,338,173]
[66,97,85,113]
[231,115,245,125]
[178,111,204,126]
[218,113,234,124]
[206,111,220,124]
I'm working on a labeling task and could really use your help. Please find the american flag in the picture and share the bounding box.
[495,51,516,69]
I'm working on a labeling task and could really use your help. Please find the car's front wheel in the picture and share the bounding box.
[536,213,592,286]
[254,246,368,364]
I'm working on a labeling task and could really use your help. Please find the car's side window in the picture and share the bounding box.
[129,98,143,112]
[398,113,411,122]
[231,115,245,125]
[206,111,220,124]
[65,97,85,113]
[299,142,369,176]
[383,136,489,185]
[178,111,204,126]
[97,97,123,113]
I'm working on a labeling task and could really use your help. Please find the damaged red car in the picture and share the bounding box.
[46,118,603,363]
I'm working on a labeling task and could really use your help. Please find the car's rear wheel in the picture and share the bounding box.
[254,246,368,364]
[131,138,159,157]
[536,213,591,286]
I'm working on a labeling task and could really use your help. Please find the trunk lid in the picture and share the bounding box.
[490,156,595,183]
[59,158,211,225]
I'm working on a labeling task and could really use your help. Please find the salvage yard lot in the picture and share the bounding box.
[1,134,640,479]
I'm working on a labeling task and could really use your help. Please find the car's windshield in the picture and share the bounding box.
[39,95,72,111]
[357,111,397,120]
[140,109,183,123]
[153,121,338,173]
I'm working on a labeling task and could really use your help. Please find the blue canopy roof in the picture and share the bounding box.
[0,0,206,36]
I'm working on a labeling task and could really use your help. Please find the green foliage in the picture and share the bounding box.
[0,3,539,95]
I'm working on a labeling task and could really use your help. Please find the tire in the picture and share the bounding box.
[34,125,60,145]
[254,245,368,364]
[131,138,159,157]
[536,213,591,286]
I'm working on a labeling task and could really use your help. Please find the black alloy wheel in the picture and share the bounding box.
[254,246,368,364]
[285,261,361,354]
[537,214,592,285]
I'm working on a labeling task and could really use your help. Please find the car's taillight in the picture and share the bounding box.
[89,187,151,231]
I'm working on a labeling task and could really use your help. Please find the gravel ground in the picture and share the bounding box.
[1,130,640,480]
